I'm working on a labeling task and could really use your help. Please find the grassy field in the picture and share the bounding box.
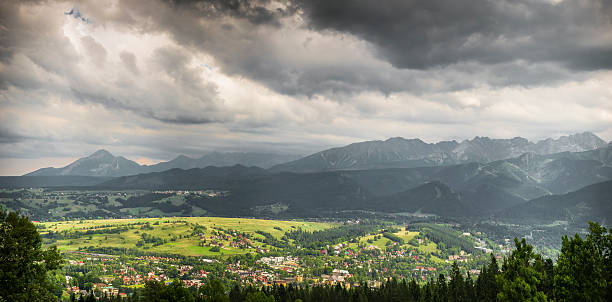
[39,217,337,257]
[37,218,462,263]
[343,229,445,263]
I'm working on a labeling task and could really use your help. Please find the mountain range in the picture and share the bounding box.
[23,132,607,177]
[7,131,612,222]
[90,144,612,219]
[271,132,607,173]
[25,150,300,177]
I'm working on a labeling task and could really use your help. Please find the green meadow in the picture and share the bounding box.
[39,217,337,257]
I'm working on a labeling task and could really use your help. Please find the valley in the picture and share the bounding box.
[35,216,510,298]
[1,132,610,301]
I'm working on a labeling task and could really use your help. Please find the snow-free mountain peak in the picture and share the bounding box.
[271,132,608,173]
[25,151,300,177]
[25,150,140,177]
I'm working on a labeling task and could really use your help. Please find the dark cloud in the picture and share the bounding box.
[64,7,93,24]
[165,0,291,26]
[0,128,28,144]
[1,0,611,175]
[295,0,612,71]
[95,0,609,97]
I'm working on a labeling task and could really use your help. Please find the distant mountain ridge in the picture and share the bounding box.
[25,150,141,177]
[7,143,612,219]
[23,132,607,178]
[92,145,612,217]
[25,150,299,177]
[271,132,607,173]
[140,152,300,173]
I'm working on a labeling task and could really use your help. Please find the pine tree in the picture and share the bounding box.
[554,222,610,302]
[448,262,465,302]
[496,238,547,302]
[229,284,243,302]
[435,273,448,302]
[464,273,476,302]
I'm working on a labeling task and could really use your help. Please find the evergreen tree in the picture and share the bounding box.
[586,222,612,301]
[229,284,243,302]
[483,253,500,302]
[244,291,275,302]
[408,279,420,301]
[199,279,229,302]
[449,262,465,302]
[464,273,476,302]
[496,238,547,302]
[554,222,610,302]
[540,259,554,299]
[0,210,63,302]
[435,273,448,302]
[142,280,195,302]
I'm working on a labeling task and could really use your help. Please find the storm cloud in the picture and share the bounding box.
[77,0,612,96]
[0,0,611,175]
[296,0,612,70]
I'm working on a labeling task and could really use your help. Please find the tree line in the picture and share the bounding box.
[284,222,381,249]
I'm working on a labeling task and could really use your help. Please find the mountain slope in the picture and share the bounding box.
[98,164,271,189]
[25,150,299,177]
[98,165,371,216]
[270,138,459,173]
[12,147,610,219]
[271,132,607,173]
[94,145,612,217]
[342,145,612,200]
[498,180,612,224]
[372,181,527,217]
[25,150,140,177]
[143,152,300,172]
[374,181,473,216]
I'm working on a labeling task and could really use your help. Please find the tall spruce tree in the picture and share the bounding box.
[464,273,476,302]
[554,222,611,302]
[496,238,547,302]
[435,273,448,302]
[448,262,465,302]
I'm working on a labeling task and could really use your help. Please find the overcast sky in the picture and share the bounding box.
[1,0,612,175]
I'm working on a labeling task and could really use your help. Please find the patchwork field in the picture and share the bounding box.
[347,229,445,262]
[39,217,337,257]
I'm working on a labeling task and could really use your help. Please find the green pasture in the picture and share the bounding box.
[39,217,336,257]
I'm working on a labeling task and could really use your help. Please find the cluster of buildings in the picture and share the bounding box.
[257,256,299,272]
[447,250,471,262]
[153,189,227,197]
[320,269,352,284]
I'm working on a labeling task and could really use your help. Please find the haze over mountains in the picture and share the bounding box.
[271,132,607,172]
[498,180,612,225]
[7,131,611,222]
[25,150,300,177]
[24,132,607,177]
[93,144,611,220]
